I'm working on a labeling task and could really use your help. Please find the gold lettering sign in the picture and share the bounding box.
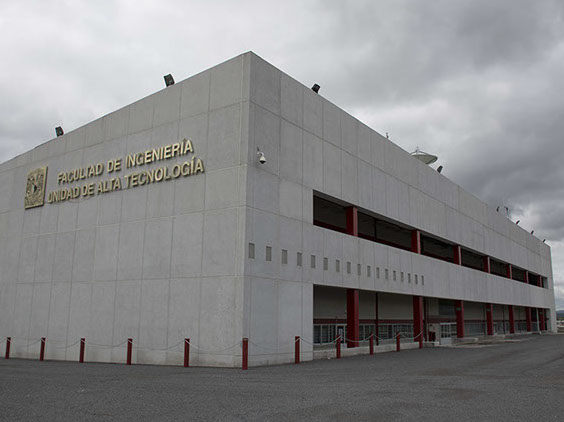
[24,167,48,209]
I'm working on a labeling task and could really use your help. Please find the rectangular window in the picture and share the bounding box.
[324,257,328,271]
[248,243,255,259]
[393,271,396,281]
[422,275,425,285]
[367,266,371,277]
[385,269,389,280]
[336,260,341,272]
[266,246,272,262]
[401,272,404,282]
[408,273,411,283]
[376,267,380,279]
[297,252,303,267]
[414,274,418,284]
[347,262,351,274]
[357,264,361,276]
[311,255,316,269]
[281,249,288,265]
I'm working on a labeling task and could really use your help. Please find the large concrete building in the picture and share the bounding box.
[0,52,556,367]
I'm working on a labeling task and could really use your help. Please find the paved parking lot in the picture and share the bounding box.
[1,334,563,421]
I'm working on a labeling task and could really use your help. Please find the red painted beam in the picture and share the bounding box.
[345,206,358,237]
[506,264,512,280]
[455,300,465,338]
[294,336,300,364]
[526,308,532,331]
[486,304,494,335]
[346,289,359,348]
[375,292,379,346]
[539,309,546,331]
[453,245,462,265]
[524,271,529,284]
[413,296,424,345]
[508,306,515,334]
[5,337,11,359]
[483,256,491,273]
[411,230,421,254]
[127,338,133,365]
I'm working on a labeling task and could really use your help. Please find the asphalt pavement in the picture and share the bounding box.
[1,334,563,421]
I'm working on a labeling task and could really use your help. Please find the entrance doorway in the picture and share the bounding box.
[440,322,457,345]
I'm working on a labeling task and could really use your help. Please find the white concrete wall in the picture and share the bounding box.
[0,53,253,367]
[242,50,556,366]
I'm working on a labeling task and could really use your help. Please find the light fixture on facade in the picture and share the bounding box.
[164,74,175,87]
[311,83,320,93]
[55,126,64,137]
[437,165,443,173]
[257,147,266,164]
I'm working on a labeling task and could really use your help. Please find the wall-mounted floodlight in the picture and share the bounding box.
[496,206,500,212]
[55,126,64,137]
[516,220,520,225]
[164,74,175,87]
[257,147,266,164]
[531,230,534,234]
[311,84,320,93]
[437,165,443,173]
[543,239,546,242]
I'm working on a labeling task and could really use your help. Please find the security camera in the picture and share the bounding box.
[257,148,266,164]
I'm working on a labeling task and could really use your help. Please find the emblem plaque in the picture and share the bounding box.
[24,167,48,209]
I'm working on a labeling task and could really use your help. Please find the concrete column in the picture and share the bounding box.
[506,264,512,280]
[455,300,465,338]
[346,289,359,348]
[413,296,424,342]
[524,270,529,284]
[411,230,421,254]
[453,245,462,265]
[508,305,515,334]
[526,307,532,332]
[345,206,358,237]
[486,303,494,335]
[539,309,546,331]
[483,256,491,273]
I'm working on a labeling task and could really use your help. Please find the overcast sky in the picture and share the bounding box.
[2,0,563,308]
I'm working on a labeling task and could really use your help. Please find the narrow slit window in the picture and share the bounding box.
[357,264,361,276]
[347,262,351,274]
[324,257,328,271]
[376,267,380,279]
[311,255,316,269]
[401,272,404,282]
[297,252,303,267]
[393,271,396,281]
[266,246,272,262]
[281,249,288,265]
[248,243,255,259]
[336,260,341,273]
[385,269,389,280]
[367,266,371,278]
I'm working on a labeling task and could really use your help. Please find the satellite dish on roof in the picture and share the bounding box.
[410,147,438,165]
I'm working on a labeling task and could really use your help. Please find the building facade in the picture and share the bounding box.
[0,52,556,367]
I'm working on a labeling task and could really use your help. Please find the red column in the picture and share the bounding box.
[486,304,494,335]
[336,336,341,359]
[508,306,515,334]
[413,296,424,344]
[539,309,546,331]
[5,337,11,359]
[411,230,421,254]
[184,339,190,368]
[375,292,379,345]
[126,338,133,365]
[524,271,529,284]
[347,289,359,348]
[453,245,462,265]
[242,338,248,370]
[79,338,85,363]
[294,336,300,364]
[526,307,532,331]
[506,264,512,280]
[346,206,358,237]
[40,337,46,361]
[483,256,491,273]
[455,300,465,338]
